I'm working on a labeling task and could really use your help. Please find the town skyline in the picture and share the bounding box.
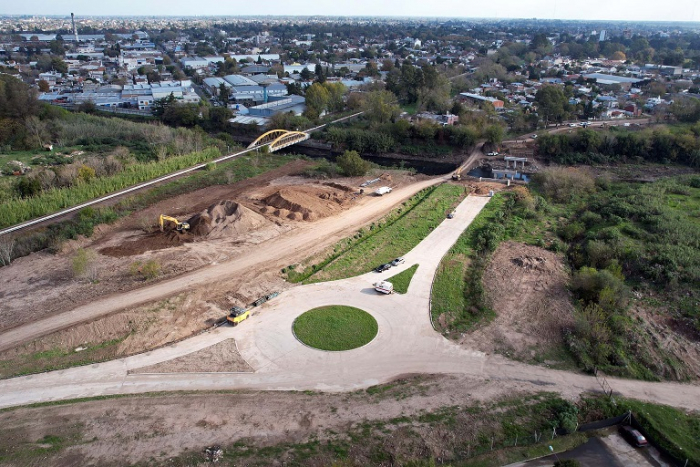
[4,0,700,23]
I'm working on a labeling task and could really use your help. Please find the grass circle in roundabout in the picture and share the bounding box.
[293,305,378,351]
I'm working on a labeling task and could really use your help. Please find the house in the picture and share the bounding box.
[459,93,504,109]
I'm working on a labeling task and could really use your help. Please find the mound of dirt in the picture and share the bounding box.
[258,185,354,221]
[462,241,575,360]
[188,200,267,239]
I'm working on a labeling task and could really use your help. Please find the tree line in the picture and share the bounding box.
[536,126,700,167]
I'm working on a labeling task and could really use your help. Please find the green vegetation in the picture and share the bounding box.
[386,264,419,294]
[336,150,370,176]
[433,169,700,381]
[285,183,465,283]
[432,187,554,333]
[293,306,378,351]
[536,124,700,168]
[0,147,221,228]
[557,174,700,380]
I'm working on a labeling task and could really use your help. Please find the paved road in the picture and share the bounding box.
[2,193,700,411]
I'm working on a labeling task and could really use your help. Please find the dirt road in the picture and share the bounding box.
[0,176,444,352]
[2,194,700,413]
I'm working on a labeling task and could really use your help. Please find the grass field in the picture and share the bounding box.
[386,264,418,294]
[286,183,466,283]
[292,306,378,351]
[431,194,506,332]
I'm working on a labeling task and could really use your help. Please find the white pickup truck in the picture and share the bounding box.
[374,186,392,196]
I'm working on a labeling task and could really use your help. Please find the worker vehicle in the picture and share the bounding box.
[159,214,190,232]
[374,186,392,196]
[227,306,251,326]
[374,281,394,294]
[375,263,392,273]
[619,426,648,447]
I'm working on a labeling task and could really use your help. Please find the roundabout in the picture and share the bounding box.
[292,305,378,351]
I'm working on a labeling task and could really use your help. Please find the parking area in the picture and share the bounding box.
[509,431,670,467]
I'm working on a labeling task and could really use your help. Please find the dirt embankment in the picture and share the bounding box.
[0,375,554,466]
[463,242,575,361]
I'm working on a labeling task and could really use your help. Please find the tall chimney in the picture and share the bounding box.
[71,13,79,43]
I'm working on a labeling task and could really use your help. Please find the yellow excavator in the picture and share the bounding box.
[159,214,190,232]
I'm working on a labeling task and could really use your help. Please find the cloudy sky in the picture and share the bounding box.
[5,0,700,22]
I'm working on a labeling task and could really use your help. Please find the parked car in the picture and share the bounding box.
[531,134,538,139]
[374,263,392,273]
[391,257,405,266]
[568,123,578,127]
[447,212,455,219]
[487,151,499,156]
[619,425,648,447]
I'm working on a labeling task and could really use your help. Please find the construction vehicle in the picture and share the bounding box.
[451,167,464,180]
[227,306,251,326]
[159,214,190,232]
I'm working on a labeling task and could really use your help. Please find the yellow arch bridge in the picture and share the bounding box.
[247,130,310,152]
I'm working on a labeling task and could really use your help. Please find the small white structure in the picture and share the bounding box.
[374,281,394,294]
[374,186,392,196]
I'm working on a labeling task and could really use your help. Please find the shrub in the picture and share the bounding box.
[336,150,369,176]
[130,259,161,280]
[531,167,596,203]
[72,247,98,281]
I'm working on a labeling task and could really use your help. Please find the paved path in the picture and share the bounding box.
[1,194,700,411]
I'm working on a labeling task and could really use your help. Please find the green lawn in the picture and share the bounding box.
[386,264,418,294]
[287,183,466,283]
[293,306,378,351]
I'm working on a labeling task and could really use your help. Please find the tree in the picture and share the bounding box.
[219,83,230,102]
[362,90,400,124]
[152,92,177,118]
[322,82,347,113]
[336,150,369,176]
[304,82,331,120]
[484,125,504,145]
[535,85,569,125]
[37,79,50,92]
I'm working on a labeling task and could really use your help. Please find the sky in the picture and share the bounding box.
[4,0,700,23]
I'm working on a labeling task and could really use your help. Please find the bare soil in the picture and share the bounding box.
[0,161,362,335]
[129,339,252,374]
[463,241,575,361]
[0,374,567,466]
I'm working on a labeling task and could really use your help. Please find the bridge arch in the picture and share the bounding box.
[248,129,310,152]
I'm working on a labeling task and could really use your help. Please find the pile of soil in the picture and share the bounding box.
[258,184,354,221]
[462,241,575,359]
[188,200,267,239]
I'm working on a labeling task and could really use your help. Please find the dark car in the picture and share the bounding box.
[619,425,648,447]
[374,263,392,273]
[447,212,455,219]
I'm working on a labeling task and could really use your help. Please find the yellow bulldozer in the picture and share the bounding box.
[159,214,190,232]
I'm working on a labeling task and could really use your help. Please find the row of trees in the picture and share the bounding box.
[536,127,700,167]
